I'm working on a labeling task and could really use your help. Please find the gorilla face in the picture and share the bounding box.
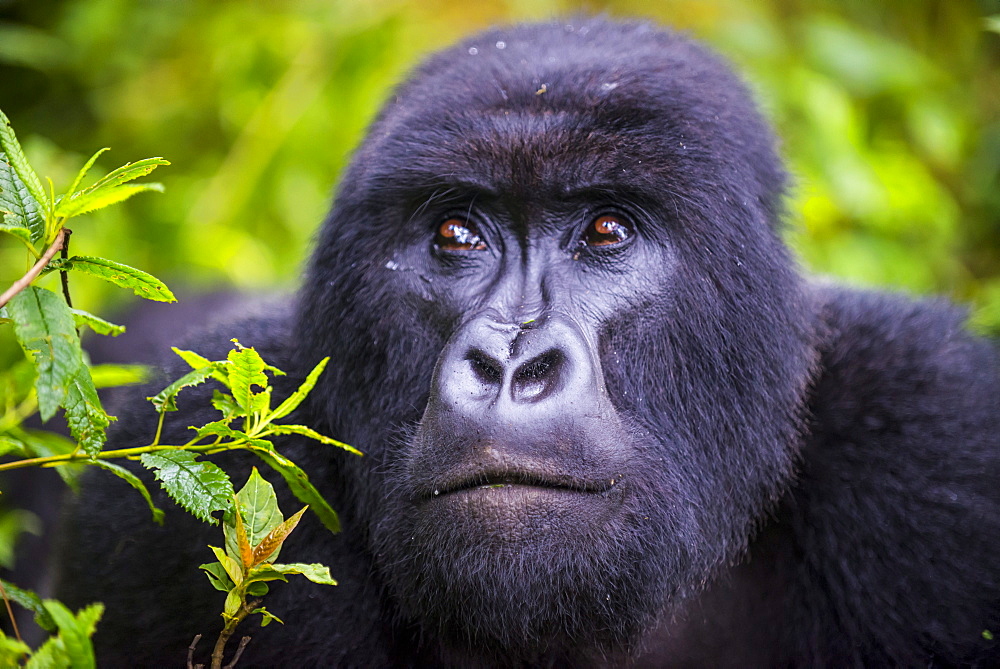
[298,19,817,659]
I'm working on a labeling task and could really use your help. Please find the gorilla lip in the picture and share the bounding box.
[425,469,613,499]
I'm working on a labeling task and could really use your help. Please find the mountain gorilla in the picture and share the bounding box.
[56,18,1000,667]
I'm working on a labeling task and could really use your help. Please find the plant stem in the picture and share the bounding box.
[210,599,259,669]
[0,228,66,308]
[0,440,239,473]
[59,228,73,308]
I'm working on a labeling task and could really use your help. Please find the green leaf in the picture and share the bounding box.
[0,579,56,631]
[63,365,112,456]
[200,561,235,593]
[209,545,243,586]
[91,461,164,524]
[0,157,43,235]
[84,156,169,192]
[61,148,109,203]
[253,607,283,627]
[8,286,83,421]
[71,309,125,336]
[24,637,67,669]
[42,600,102,669]
[267,424,362,456]
[0,221,33,248]
[54,182,164,218]
[223,589,242,619]
[227,345,269,413]
[148,365,220,412]
[246,581,269,597]
[194,420,244,441]
[226,469,283,564]
[140,450,234,523]
[267,357,329,423]
[89,363,148,389]
[0,435,26,458]
[986,16,1000,35]
[267,562,337,586]
[0,108,46,216]
[47,256,175,302]
[211,390,242,420]
[246,445,340,533]
[241,565,288,586]
[14,428,83,488]
[173,347,230,385]
[252,506,306,565]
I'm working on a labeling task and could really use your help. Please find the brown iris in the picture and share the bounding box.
[583,214,632,247]
[436,218,487,251]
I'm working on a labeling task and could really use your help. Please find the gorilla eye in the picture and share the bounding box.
[435,217,487,251]
[583,214,632,247]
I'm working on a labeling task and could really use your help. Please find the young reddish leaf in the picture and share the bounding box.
[245,445,340,533]
[232,498,254,570]
[252,506,308,566]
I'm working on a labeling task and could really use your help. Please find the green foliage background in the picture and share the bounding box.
[1,0,998,348]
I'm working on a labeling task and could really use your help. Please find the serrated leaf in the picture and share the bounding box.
[91,460,164,524]
[194,420,243,441]
[24,638,66,669]
[267,357,329,423]
[61,148,109,202]
[0,160,44,245]
[8,286,83,421]
[226,469,283,564]
[43,600,101,669]
[268,562,337,586]
[267,424,362,456]
[48,255,175,302]
[85,156,169,192]
[0,579,55,631]
[211,389,242,419]
[148,365,219,412]
[140,451,233,523]
[71,309,125,336]
[252,506,306,566]
[54,182,164,218]
[63,364,112,456]
[173,347,230,385]
[200,561,235,593]
[227,345,268,413]
[0,221,32,247]
[0,108,46,214]
[246,445,340,533]
[89,363,148,389]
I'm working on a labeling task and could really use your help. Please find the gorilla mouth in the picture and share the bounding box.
[426,469,614,499]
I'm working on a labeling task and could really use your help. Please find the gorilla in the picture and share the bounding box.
[55,18,1000,667]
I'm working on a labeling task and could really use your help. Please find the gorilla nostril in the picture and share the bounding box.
[467,349,504,385]
[513,350,564,402]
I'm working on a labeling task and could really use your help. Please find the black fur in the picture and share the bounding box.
[56,19,1000,667]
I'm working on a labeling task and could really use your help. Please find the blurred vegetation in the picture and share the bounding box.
[0,0,998,354]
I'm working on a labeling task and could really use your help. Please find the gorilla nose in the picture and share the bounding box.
[433,314,602,413]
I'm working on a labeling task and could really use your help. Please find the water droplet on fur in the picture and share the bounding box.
[496,41,506,49]
[468,47,479,56]
[434,489,440,496]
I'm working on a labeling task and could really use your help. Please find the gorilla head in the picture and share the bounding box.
[296,19,816,661]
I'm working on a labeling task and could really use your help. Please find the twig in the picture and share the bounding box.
[0,579,23,646]
[187,634,203,669]
[0,228,66,309]
[223,637,251,669]
[59,228,73,308]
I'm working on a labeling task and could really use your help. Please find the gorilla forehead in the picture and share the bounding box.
[349,20,783,212]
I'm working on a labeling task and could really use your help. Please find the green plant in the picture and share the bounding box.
[0,108,358,666]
